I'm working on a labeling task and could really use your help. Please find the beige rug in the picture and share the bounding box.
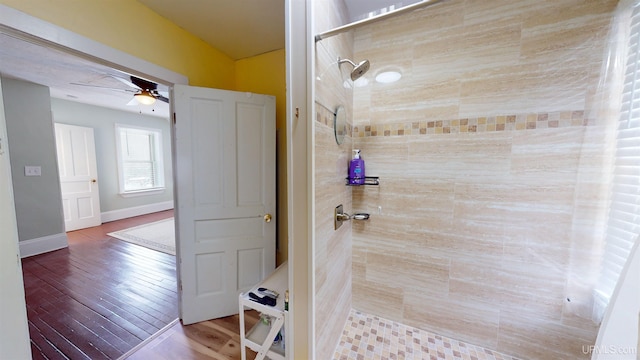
[108,218,175,255]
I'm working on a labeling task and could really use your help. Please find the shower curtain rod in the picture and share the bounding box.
[315,0,445,42]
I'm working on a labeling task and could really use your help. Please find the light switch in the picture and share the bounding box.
[25,166,41,176]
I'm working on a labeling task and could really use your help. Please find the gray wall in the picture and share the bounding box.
[2,77,64,241]
[50,98,173,213]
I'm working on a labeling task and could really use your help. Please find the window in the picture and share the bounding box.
[595,3,640,320]
[115,124,164,196]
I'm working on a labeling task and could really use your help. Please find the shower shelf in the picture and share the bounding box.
[345,176,380,186]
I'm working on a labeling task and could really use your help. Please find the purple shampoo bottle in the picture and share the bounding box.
[349,149,365,185]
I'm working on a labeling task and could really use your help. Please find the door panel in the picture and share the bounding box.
[237,248,264,289]
[173,85,276,325]
[55,123,101,231]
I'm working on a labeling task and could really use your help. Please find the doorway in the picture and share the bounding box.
[55,123,102,232]
[1,8,278,358]
[0,11,186,359]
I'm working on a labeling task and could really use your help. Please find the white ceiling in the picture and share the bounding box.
[0,0,411,118]
[0,32,170,118]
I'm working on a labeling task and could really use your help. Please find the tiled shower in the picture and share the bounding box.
[313,0,621,359]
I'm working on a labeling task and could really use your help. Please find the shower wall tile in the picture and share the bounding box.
[403,289,501,350]
[314,120,353,360]
[350,0,617,359]
[352,279,405,323]
[498,308,599,360]
[366,250,450,292]
[313,1,355,357]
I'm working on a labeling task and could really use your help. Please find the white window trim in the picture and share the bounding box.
[115,123,165,197]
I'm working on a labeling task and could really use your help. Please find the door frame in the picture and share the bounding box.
[0,4,309,356]
[0,5,187,89]
[0,1,187,350]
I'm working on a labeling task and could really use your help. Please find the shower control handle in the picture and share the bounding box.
[335,204,370,230]
[336,212,351,221]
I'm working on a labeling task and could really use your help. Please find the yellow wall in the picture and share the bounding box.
[236,49,288,265]
[236,50,286,129]
[0,0,235,88]
[1,0,289,264]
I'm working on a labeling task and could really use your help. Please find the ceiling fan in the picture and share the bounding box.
[71,75,169,106]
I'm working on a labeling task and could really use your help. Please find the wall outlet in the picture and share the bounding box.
[24,166,41,176]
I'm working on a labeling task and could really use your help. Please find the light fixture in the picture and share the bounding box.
[134,90,156,105]
[375,71,402,84]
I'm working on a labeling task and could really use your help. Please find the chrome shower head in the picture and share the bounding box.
[338,57,371,81]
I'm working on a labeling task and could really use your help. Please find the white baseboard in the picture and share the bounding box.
[101,201,174,223]
[19,232,68,258]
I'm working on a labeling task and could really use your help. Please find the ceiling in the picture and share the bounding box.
[138,0,285,61]
[0,0,414,118]
[0,32,171,118]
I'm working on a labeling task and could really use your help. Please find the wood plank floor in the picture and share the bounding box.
[23,210,177,359]
[23,210,260,360]
[124,312,259,360]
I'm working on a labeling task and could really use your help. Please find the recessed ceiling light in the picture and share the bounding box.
[375,71,402,84]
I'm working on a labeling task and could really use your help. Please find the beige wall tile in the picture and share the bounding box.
[498,308,598,359]
[403,289,501,349]
[313,1,355,357]
[352,279,404,321]
[365,250,450,291]
[314,0,618,358]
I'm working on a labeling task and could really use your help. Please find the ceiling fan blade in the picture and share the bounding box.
[111,75,142,90]
[70,82,136,93]
[155,95,169,103]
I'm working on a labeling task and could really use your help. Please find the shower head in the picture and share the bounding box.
[338,57,370,81]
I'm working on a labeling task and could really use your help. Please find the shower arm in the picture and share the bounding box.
[315,0,445,42]
[338,58,357,67]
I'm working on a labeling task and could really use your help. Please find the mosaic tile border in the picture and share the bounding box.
[333,309,522,360]
[316,104,354,137]
[315,107,589,137]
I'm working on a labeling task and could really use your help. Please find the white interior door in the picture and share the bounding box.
[173,85,276,325]
[54,123,101,231]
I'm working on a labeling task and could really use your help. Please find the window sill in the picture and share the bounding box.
[119,188,165,198]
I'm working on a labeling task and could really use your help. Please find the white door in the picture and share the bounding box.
[54,123,101,231]
[173,85,276,325]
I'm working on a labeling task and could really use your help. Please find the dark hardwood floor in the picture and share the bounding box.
[23,210,178,360]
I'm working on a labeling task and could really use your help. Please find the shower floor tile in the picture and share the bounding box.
[333,309,521,360]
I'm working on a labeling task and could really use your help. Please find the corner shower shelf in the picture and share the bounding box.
[345,176,380,186]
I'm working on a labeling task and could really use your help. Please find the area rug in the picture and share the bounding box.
[108,218,175,255]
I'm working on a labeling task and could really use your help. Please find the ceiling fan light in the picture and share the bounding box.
[134,90,156,105]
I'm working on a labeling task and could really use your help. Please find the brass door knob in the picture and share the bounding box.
[264,214,272,223]
[91,179,97,183]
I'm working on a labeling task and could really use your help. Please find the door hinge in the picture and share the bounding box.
[179,280,182,292]
[173,113,177,125]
